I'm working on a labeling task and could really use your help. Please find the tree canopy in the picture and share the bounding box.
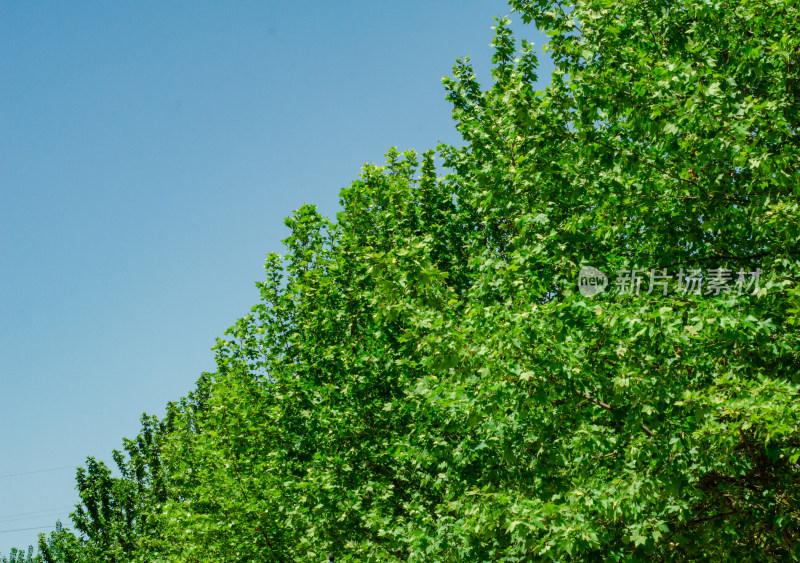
[13,0,800,560]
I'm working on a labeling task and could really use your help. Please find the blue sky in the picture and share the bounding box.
[0,1,550,552]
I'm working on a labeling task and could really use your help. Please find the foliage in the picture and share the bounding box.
[2,546,34,563]
[24,0,800,560]
[37,521,86,563]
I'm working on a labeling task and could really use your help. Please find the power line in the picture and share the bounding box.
[0,525,57,535]
[0,511,72,525]
[0,466,75,479]
[0,507,74,522]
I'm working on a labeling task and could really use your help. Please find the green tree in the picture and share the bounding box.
[37,521,86,563]
[58,0,800,560]
[2,546,34,563]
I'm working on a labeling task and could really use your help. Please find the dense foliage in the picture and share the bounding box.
[11,0,799,560]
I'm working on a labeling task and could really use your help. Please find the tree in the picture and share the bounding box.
[52,0,800,560]
[37,521,86,563]
[2,546,34,563]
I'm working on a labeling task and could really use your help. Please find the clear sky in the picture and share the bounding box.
[0,1,551,552]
